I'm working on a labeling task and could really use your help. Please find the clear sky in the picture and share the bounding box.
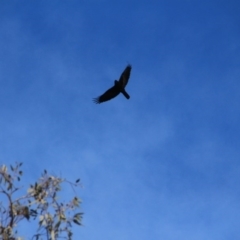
[1,1,240,239]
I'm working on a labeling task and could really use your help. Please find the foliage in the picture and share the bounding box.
[0,163,83,240]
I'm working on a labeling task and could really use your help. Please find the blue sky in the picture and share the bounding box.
[1,1,240,239]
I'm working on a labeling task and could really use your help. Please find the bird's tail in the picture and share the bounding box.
[121,89,130,99]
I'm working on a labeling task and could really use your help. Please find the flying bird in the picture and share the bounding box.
[93,64,132,104]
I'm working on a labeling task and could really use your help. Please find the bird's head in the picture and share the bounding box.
[114,80,124,89]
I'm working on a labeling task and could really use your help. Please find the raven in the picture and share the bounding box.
[93,64,132,104]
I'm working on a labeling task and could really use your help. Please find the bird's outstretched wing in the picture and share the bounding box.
[93,85,120,104]
[119,64,131,88]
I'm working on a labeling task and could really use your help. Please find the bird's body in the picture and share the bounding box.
[93,65,132,104]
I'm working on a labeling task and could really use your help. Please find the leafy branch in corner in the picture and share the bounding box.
[0,163,83,240]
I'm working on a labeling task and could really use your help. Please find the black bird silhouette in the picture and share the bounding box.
[93,64,132,104]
